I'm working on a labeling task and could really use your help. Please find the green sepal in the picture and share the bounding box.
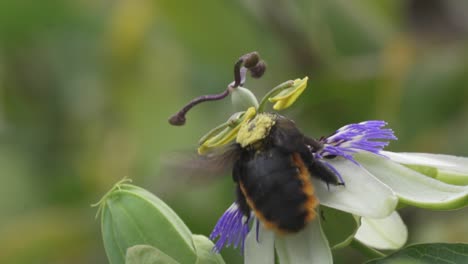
[405,164,468,186]
[382,151,468,186]
[355,152,468,210]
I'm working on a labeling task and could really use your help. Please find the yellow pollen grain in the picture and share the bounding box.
[236,113,275,147]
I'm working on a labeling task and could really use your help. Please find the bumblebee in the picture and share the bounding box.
[167,52,343,234]
[220,113,343,234]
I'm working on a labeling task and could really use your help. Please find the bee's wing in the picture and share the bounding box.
[160,143,242,184]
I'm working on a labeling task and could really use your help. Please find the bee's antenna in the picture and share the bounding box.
[169,52,266,126]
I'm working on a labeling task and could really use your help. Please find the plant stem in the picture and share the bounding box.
[350,238,386,259]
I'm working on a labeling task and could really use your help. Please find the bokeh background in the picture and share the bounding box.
[1,0,467,263]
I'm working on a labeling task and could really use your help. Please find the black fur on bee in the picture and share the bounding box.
[232,114,342,234]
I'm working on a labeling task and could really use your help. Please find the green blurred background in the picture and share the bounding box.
[1,0,467,263]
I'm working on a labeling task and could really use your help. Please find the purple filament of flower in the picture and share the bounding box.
[312,120,397,185]
[210,203,250,253]
[320,120,397,162]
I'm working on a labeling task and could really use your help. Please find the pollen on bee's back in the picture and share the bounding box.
[237,113,276,147]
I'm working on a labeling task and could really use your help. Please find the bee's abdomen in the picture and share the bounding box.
[238,148,318,233]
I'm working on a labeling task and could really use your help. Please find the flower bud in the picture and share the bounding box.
[231,87,259,112]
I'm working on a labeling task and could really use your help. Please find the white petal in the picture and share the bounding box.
[313,157,398,218]
[355,212,408,250]
[356,152,468,209]
[244,222,275,264]
[275,218,332,264]
[382,151,468,185]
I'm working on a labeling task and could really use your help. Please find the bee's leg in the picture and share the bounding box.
[301,151,343,186]
[235,184,251,219]
[313,159,345,186]
[233,159,251,218]
[304,136,323,152]
[232,159,241,183]
[320,207,326,222]
[304,137,346,186]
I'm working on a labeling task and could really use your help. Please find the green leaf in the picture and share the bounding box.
[126,245,180,264]
[98,182,197,264]
[320,206,359,249]
[366,243,468,264]
[192,235,225,264]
